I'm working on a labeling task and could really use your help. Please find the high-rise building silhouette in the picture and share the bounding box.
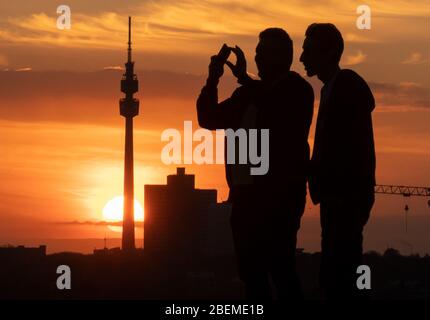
[120,17,139,251]
[144,168,234,256]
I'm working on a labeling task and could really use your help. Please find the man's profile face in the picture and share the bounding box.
[300,37,325,77]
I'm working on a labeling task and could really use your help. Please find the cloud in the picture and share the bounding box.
[343,33,379,44]
[103,66,124,71]
[1,0,429,75]
[0,69,429,127]
[0,69,233,126]
[55,220,143,228]
[402,52,428,64]
[1,12,127,49]
[3,0,412,52]
[0,53,7,67]
[370,81,430,110]
[343,50,367,66]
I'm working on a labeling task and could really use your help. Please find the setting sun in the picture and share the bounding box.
[102,196,144,223]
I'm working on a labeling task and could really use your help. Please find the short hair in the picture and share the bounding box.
[305,23,344,63]
[259,27,293,68]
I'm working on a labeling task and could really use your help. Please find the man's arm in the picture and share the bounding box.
[197,53,241,130]
[196,77,237,130]
[197,46,258,130]
[340,71,376,187]
[197,76,261,130]
[326,70,376,190]
[271,76,314,185]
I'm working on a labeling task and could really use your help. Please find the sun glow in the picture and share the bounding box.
[102,196,144,223]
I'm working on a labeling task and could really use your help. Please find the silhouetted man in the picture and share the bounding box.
[197,28,314,299]
[300,23,376,299]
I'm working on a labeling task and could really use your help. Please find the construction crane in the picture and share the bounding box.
[375,184,430,232]
[375,185,430,198]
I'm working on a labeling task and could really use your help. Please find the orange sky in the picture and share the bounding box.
[0,0,429,254]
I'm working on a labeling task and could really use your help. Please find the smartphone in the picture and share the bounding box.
[217,43,231,64]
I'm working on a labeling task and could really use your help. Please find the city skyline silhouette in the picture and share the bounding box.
[0,0,430,302]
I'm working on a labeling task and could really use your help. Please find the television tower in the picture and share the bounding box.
[120,16,139,251]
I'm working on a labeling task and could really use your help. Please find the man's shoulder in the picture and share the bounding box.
[335,69,375,110]
[337,69,369,89]
[230,80,262,101]
[278,71,314,94]
[237,79,262,90]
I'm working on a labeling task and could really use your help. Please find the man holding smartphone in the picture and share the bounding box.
[197,28,314,300]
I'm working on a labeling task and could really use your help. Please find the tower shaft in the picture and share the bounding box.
[122,117,135,250]
[120,16,139,251]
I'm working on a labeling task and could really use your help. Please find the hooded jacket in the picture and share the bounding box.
[309,69,376,204]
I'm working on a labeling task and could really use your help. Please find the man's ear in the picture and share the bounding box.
[328,48,339,63]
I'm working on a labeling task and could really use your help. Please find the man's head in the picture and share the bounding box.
[300,23,344,77]
[256,28,293,81]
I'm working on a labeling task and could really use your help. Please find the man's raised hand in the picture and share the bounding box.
[226,45,252,85]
